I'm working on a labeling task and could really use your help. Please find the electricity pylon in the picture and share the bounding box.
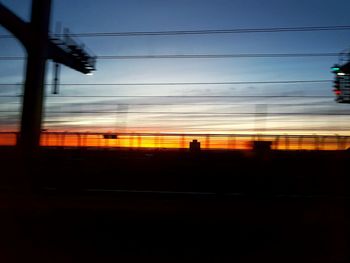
[0,0,96,153]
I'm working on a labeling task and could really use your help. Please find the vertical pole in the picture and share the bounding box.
[52,62,60,94]
[205,135,210,149]
[275,135,280,150]
[230,135,236,150]
[285,135,289,150]
[52,22,61,94]
[255,104,267,136]
[180,134,185,149]
[298,136,303,150]
[138,135,142,148]
[19,0,51,153]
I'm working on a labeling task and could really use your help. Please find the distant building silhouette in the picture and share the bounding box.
[189,139,201,152]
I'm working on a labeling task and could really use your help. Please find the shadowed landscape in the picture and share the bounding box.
[0,146,347,262]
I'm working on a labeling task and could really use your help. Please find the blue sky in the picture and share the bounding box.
[1,0,350,134]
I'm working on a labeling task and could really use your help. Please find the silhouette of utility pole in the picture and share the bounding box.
[0,0,95,153]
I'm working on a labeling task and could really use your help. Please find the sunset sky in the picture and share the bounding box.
[1,0,350,135]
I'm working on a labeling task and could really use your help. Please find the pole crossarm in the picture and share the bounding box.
[340,61,350,73]
[0,2,95,75]
[48,41,95,74]
[0,0,96,151]
[0,2,30,46]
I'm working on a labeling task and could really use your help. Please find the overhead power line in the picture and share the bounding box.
[0,102,331,106]
[1,25,350,39]
[0,80,332,86]
[0,110,347,116]
[98,53,339,59]
[0,52,340,60]
[43,111,350,116]
[0,95,333,98]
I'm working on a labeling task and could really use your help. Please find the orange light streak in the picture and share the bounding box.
[0,132,349,151]
[39,133,350,151]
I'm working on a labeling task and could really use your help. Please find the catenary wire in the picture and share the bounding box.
[0,52,340,60]
[1,25,350,38]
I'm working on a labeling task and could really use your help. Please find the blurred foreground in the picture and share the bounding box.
[0,146,347,262]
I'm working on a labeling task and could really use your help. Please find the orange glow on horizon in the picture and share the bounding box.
[0,132,349,151]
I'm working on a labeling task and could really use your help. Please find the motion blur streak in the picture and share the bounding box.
[1,132,349,151]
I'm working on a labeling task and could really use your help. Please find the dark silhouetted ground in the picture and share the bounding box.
[0,146,347,262]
